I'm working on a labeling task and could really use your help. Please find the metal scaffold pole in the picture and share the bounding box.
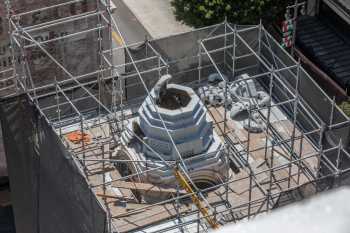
[5,2,350,230]
[288,59,301,188]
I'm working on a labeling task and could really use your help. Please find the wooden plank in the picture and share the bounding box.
[96,193,135,202]
[111,180,186,194]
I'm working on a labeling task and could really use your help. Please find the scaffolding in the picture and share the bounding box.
[4,1,350,232]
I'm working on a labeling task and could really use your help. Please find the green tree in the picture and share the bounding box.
[339,101,350,117]
[171,0,292,27]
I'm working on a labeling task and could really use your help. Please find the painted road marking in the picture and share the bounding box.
[112,31,123,45]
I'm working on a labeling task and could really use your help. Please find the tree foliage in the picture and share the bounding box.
[171,0,292,27]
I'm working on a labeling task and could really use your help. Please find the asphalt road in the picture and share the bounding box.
[110,0,150,45]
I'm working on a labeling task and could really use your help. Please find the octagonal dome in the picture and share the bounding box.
[139,83,214,160]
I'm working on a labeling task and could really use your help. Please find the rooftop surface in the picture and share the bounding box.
[2,3,350,231]
[297,16,350,91]
[59,90,318,232]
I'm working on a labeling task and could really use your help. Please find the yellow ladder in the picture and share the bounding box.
[174,169,220,229]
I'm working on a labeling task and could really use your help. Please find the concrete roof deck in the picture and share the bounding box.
[59,92,319,232]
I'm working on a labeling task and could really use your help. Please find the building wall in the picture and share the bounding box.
[11,0,101,87]
[0,95,107,233]
[0,125,6,177]
[0,0,109,177]
[0,1,14,179]
[0,2,110,232]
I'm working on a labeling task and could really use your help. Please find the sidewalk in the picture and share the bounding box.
[121,0,192,39]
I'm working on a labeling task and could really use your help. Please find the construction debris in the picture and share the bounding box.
[66,131,91,144]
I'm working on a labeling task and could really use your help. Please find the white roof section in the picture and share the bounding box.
[218,188,350,233]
